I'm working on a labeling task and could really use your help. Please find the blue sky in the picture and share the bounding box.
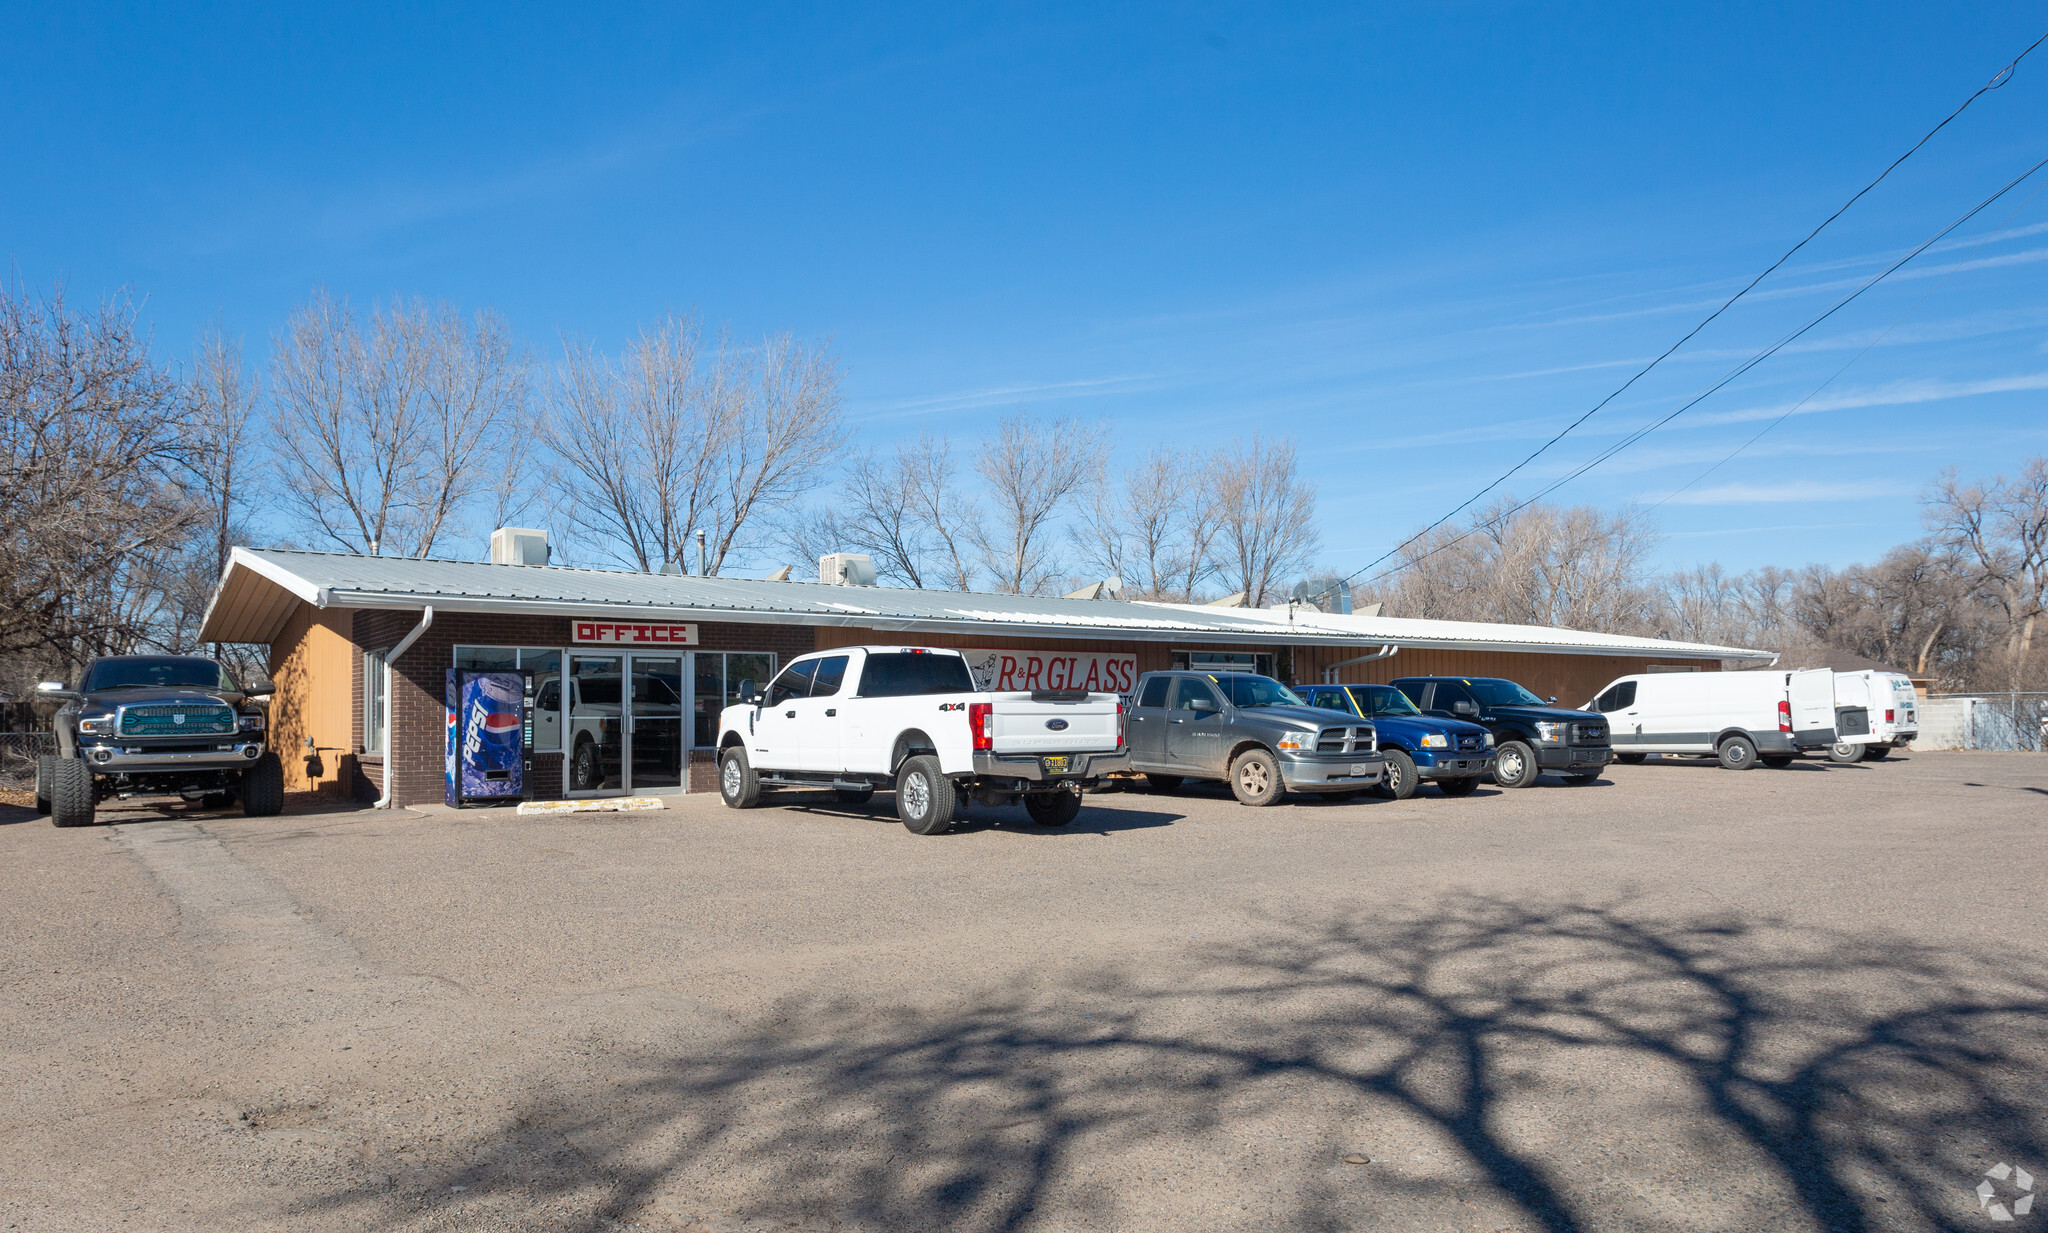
[6,2,2046,579]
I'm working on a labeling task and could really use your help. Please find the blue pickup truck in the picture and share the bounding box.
[1294,683,1495,799]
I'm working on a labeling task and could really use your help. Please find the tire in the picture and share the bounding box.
[1717,735,1758,771]
[572,738,603,790]
[833,786,875,805]
[1380,749,1419,800]
[1760,755,1794,769]
[894,755,955,835]
[719,746,761,809]
[1491,740,1539,789]
[1616,752,1647,765]
[35,754,53,815]
[1145,773,1183,794]
[1228,748,1285,807]
[49,759,96,828]
[1436,776,1480,797]
[241,752,285,816]
[1024,790,1082,827]
[1827,741,1864,764]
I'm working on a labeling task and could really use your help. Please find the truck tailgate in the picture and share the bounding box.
[986,693,1120,753]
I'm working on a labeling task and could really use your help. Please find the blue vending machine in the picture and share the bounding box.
[445,669,533,806]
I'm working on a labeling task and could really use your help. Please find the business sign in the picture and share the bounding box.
[957,648,1139,696]
[572,621,700,646]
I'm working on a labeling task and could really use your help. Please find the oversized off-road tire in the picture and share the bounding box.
[1436,776,1480,797]
[1491,740,1539,789]
[1145,773,1183,794]
[1827,741,1864,764]
[834,786,875,805]
[719,746,761,809]
[241,752,285,816]
[35,754,53,815]
[49,759,96,828]
[1379,749,1419,800]
[894,755,955,835]
[1024,790,1081,827]
[1616,752,1647,765]
[1228,748,1285,807]
[1761,754,1795,769]
[1717,735,1758,771]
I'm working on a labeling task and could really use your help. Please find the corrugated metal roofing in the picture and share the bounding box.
[198,547,1773,661]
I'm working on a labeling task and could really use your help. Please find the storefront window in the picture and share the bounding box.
[364,649,387,754]
[453,646,564,752]
[726,653,775,708]
[452,645,774,753]
[693,655,725,748]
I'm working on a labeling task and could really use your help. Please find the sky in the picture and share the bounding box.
[5,2,2046,582]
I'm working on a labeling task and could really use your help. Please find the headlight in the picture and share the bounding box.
[1419,733,1448,749]
[1535,722,1565,742]
[1483,732,1495,747]
[238,714,266,732]
[77,714,116,734]
[1276,732,1311,751]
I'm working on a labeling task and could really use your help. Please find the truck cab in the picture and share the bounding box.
[1390,675,1612,788]
[1293,683,1495,798]
[33,654,285,827]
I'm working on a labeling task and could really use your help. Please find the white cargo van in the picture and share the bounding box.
[1826,669,1920,762]
[1585,668,1837,769]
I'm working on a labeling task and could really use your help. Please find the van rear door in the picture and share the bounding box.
[1788,669,1837,747]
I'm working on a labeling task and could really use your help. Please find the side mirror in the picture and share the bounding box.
[1452,700,1479,717]
[1190,697,1219,714]
[35,681,78,707]
[1548,696,1558,705]
[735,679,760,705]
[243,678,277,698]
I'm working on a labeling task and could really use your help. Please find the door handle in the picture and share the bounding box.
[785,710,796,718]
[825,708,836,717]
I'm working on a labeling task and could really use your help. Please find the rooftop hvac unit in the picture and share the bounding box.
[490,527,550,566]
[819,553,877,586]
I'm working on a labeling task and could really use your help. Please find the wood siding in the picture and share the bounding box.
[266,605,356,794]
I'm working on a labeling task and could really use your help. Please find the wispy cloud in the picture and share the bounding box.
[1648,480,1910,506]
[1689,371,2048,427]
[856,372,1174,420]
[1665,520,1879,537]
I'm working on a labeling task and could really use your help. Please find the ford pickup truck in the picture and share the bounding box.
[714,646,1128,835]
[1390,675,1612,788]
[33,654,285,827]
[1294,683,1495,798]
[1126,670,1384,805]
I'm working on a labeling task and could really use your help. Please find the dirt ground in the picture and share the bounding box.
[2,751,2044,1232]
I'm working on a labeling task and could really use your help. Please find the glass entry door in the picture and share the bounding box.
[566,652,685,795]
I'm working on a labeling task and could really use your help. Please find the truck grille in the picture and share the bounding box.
[1572,723,1609,746]
[1314,725,1376,754]
[118,703,236,737]
[1455,733,1486,752]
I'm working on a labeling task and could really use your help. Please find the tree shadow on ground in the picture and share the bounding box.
[300,895,2048,1232]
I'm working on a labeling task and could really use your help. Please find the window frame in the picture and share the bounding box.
[363,648,390,755]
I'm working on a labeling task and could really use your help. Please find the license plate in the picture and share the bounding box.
[1350,763,1371,776]
[1041,755,1071,774]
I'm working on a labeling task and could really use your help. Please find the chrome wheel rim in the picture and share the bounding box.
[1500,749,1524,781]
[721,756,741,796]
[1389,761,1404,792]
[1238,760,1270,796]
[903,772,930,818]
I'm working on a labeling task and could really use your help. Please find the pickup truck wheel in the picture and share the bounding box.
[1436,776,1480,797]
[1144,773,1183,794]
[719,747,762,809]
[834,786,875,805]
[1024,791,1081,826]
[1379,749,1419,800]
[49,759,96,828]
[1827,741,1864,764]
[35,755,53,815]
[1492,740,1539,789]
[241,752,285,816]
[1717,735,1758,771]
[894,755,955,835]
[572,738,603,790]
[1228,748,1285,807]
[1615,752,1646,765]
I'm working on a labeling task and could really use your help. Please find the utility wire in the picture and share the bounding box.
[1339,27,2048,587]
[1346,150,2048,596]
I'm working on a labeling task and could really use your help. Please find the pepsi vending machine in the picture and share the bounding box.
[445,669,533,806]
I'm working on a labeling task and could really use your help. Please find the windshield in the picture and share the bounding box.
[1465,678,1547,707]
[1212,674,1302,708]
[1352,684,1421,716]
[83,657,237,692]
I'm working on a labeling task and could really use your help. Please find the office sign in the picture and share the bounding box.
[957,648,1139,695]
[572,621,700,646]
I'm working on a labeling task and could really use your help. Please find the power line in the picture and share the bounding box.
[1347,149,2048,595]
[1340,26,2048,587]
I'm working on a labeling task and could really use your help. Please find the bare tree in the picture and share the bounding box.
[705,333,846,575]
[1080,448,1220,601]
[969,412,1104,595]
[269,292,529,558]
[169,323,260,651]
[0,282,194,665]
[1926,459,2048,687]
[1373,498,1661,632]
[801,444,936,586]
[902,433,981,591]
[1212,435,1318,608]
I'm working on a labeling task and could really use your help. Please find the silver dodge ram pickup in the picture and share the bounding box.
[1126,670,1384,805]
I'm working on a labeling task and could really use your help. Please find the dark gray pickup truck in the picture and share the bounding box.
[34,654,284,827]
[1125,670,1384,805]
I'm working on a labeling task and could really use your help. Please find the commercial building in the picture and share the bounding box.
[197,542,1773,806]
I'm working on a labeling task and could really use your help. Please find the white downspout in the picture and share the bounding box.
[373,606,434,810]
[1322,645,1400,685]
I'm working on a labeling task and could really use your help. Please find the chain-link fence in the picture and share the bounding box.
[1920,693,2048,752]
[0,732,58,787]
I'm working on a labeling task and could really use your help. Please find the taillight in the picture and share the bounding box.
[969,702,993,751]
[1116,699,1125,750]
[1885,709,1894,723]
[1777,700,1792,733]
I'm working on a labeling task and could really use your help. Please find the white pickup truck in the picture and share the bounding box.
[715,645,1129,835]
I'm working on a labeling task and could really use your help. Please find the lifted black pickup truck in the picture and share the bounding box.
[33,654,284,827]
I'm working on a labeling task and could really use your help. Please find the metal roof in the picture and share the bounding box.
[198,547,1772,661]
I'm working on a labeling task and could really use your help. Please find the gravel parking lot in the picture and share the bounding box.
[2,751,2045,1232]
